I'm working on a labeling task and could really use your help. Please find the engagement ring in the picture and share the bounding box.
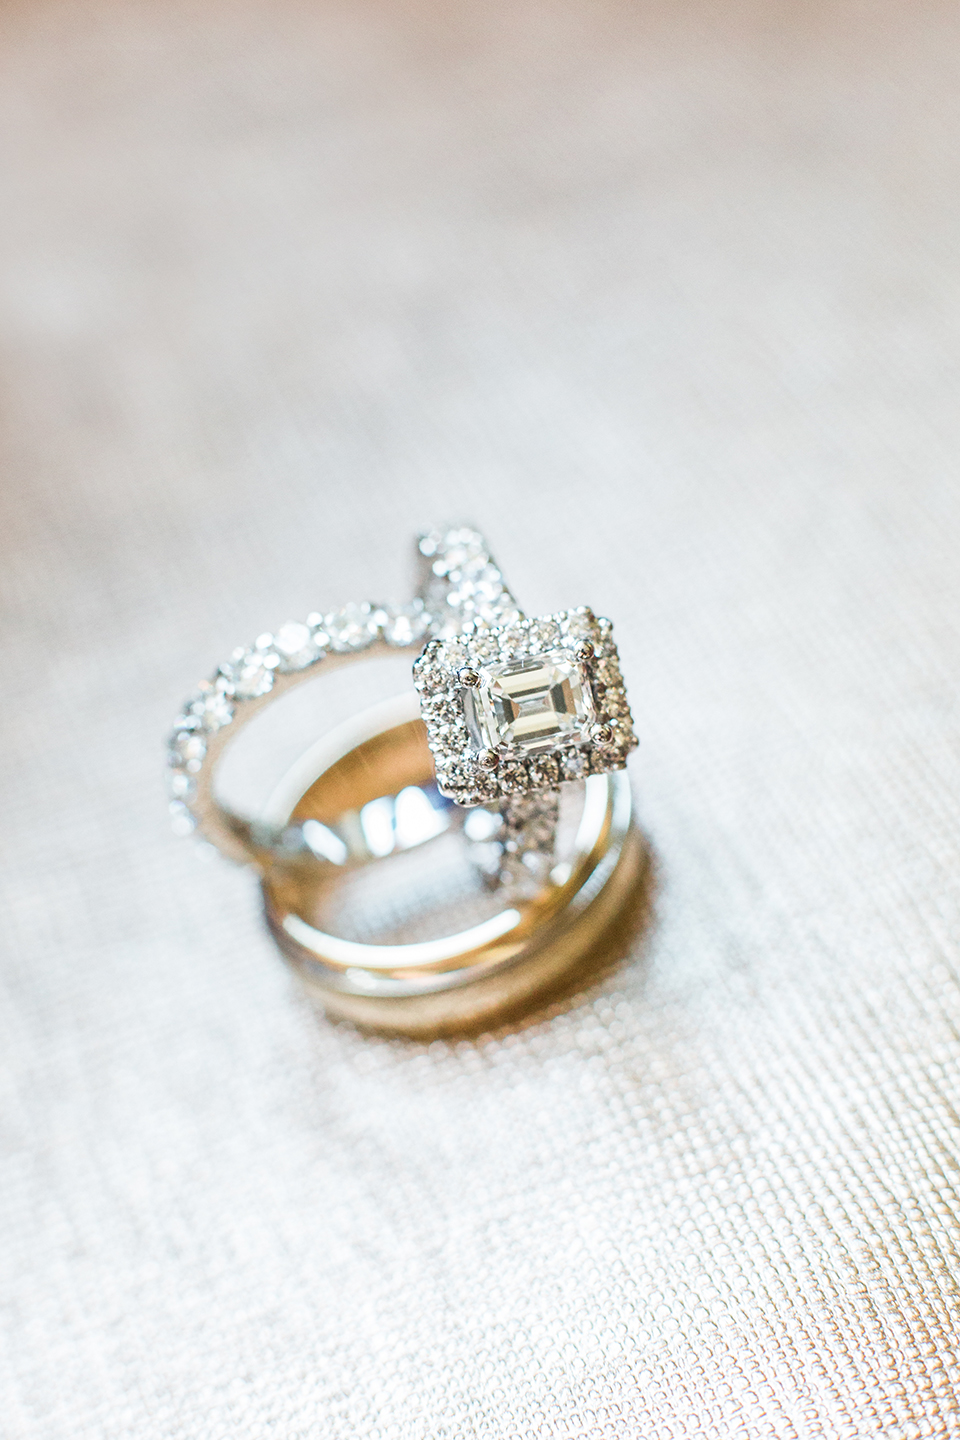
[166,526,642,1033]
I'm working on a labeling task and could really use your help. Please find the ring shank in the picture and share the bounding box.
[192,639,425,867]
[260,715,645,1035]
[168,527,522,868]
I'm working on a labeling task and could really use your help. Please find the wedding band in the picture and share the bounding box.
[259,712,646,1036]
[166,527,522,867]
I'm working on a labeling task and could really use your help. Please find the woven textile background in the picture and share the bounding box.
[3,1,960,1436]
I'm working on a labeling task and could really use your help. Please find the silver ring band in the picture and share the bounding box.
[166,526,522,868]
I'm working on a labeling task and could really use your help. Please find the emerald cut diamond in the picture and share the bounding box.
[414,607,638,806]
[463,649,595,756]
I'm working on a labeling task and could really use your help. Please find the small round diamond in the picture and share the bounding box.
[562,609,594,641]
[167,770,196,800]
[436,638,467,669]
[527,755,559,789]
[221,651,275,700]
[273,621,321,672]
[447,562,505,611]
[561,749,587,780]
[189,686,234,733]
[430,528,485,578]
[530,618,562,649]
[499,761,528,794]
[465,627,500,662]
[170,730,206,766]
[325,603,378,652]
[497,625,528,657]
[377,603,430,648]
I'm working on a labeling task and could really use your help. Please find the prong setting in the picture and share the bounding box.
[414,607,638,806]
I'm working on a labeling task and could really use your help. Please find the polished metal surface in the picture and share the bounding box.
[4,0,960,1435]
[260,716,640,1028]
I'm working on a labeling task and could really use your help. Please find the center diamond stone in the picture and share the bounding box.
[463,648,595,756]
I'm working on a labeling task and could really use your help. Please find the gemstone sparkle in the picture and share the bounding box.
[463,648,596,757]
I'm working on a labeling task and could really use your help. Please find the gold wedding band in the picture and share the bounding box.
[260,714,647,1037]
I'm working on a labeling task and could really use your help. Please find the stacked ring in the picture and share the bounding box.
[167,526,643,1034]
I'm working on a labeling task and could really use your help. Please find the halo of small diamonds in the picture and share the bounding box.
[413,607,637,806]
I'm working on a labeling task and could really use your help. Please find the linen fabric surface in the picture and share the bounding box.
[3,1,960,1436]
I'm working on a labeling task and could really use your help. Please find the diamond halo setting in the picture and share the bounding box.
[414,607,637,807]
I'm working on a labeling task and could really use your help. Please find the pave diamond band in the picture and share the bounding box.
[166,527,524,865]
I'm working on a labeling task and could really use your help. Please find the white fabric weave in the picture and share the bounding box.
[2,2,960,1435]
